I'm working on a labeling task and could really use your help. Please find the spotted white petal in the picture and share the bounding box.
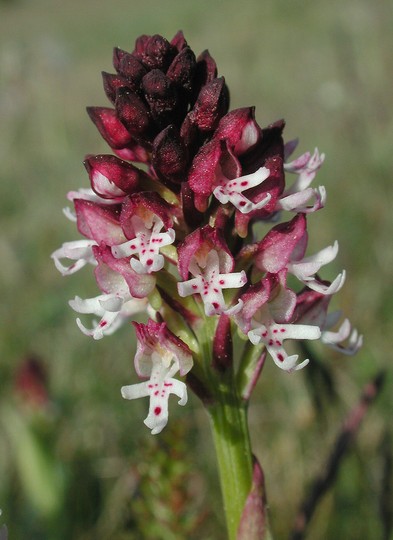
[213,167,271,214]
[51,240,97,276]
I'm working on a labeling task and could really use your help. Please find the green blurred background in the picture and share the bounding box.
[0,0,392,538]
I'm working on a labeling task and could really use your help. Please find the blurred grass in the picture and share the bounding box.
[0,0,392,538]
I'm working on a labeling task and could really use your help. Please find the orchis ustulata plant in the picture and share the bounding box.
[52,31,362,540]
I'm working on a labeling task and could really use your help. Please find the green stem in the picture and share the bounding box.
[208,378,253,540]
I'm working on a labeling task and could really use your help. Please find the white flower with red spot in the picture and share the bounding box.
[121,321,193,434]
[277,146,326,214]
[255,214,345,295]
[178,249,247,316]
[51,239,97,276]
[111,215,175,274]
[248,321,320,372]
[233,274,320,372]
[213,166,271,214]
[69,293,149,340]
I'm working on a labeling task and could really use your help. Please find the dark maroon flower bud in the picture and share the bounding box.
[118,53,147,87]
[133,34,149,56]
[115,87,151,136]
[102,72,130,104]
[195,49,218,87]
[215,107,261,155]
[190,77,229,132]
[87,106,133,148]
[84,154,146,198]
[188,138,222,210]
[112,47,127,71]
[170,30,188,52]
[212,314,233,372]
[141,69,178,123]
[152,125,188,182]
[166,47,197,92]
[134,34,176,71]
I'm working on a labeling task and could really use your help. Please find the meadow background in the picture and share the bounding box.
[0,0,392,538]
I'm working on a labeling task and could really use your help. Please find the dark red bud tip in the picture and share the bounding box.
[142,69,177,102]
[86,107,132,148]
[115,88,151,135]
[113,47,127,71]
[118,53,147,86]
[212,315,233,372]
[135,34,176,71]
[84,154,142,197]
[194,49,218,89]
[166,47,197,92]
[152,125,188,182]
[170,30,188,52]
[190,77,229,132]
[102,72,130,104]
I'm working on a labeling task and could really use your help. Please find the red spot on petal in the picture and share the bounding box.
[276,340,281,346]
[130,244,136,249]
[212,302,219,309]
[277,353,284,362]
[239,201,246,207]
[154,390,159,395]
[262,332,268,337]
[273,329,278,333]
[154,406,161,415]
[164,382,172,387]
[99,321,107,327]
[213,288,219,293]
[280,328,286,333]
[241,181,248,186]
[146,259,153,265]
[148,384,153,388]
[269,339,274,346]
[219,279,225,285]
[192,284,198,290]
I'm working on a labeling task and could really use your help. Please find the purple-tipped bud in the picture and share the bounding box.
[166,47,197,92]
[102,72,130,104]
[118,53,147,87]
[170,30,188,52]
[134,34,176,71]
[195,49,218,87]
[142,69,179,123]
[190,77,229,132]
[152,125,188,182]
[115,88,151,135]
[84,154,145,198]
[87,107,133,148]
[212,315,233,372]
[112,47,127,71]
